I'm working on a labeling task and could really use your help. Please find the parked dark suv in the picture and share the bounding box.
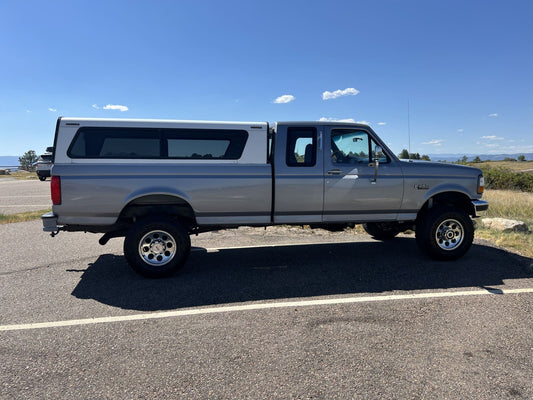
[36,147,54,181]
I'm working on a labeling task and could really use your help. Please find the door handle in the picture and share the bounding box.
[327,169,342,175]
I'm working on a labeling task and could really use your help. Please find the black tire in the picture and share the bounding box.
[38,175,46,181]
[124,216,191,278]
[363,222,401,240]
[416,207,474,261]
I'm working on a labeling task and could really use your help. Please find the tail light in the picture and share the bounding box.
[51,176,61,205]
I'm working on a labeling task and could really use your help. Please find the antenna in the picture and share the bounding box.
[407,100,411,160]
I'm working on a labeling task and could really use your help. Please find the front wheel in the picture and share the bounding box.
[38,175,46,181]
[124,217,191,278]
[416,207,474,260]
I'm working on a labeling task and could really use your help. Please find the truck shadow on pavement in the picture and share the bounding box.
[71,238,532,311]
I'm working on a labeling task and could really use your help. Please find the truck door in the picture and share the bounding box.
[273,125,324,223]
[323,127,404,222]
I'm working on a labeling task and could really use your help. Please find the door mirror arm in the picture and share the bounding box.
[370,146,383,183]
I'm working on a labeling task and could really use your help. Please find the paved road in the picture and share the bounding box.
[0,179,51,214]
[0,220,532,399]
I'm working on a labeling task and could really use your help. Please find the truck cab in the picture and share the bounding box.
[273,122,405,224]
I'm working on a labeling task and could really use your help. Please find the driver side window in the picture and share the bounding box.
[331,130,370,164]
[331,129,389,164]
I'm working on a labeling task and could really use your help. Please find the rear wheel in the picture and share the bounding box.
[363,222,401,240]
[416,207,474,260]
[38,175,46,181]
[124,216,190,278]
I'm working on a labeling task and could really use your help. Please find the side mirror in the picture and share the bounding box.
[374,146,383,160]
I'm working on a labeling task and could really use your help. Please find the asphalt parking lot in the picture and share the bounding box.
[0,178,51,214]
[1,181,532,399]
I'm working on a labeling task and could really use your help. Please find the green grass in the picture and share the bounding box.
[0,209,51,225]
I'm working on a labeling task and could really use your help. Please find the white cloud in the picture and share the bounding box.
[322,87,360,100]
[377,122,387,126]
[319,117,357,123]
[457,129,464,133]
[92,104,100,110]
[103,104,129,112]
[481,143,533,154]
[319,117,374,125]
[488,113,498,117]
[422,139,444,146]
[481,135,504,140]
[48,108,57,112]
[273,95,295,104]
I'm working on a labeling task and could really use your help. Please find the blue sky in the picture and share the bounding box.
[1,0,532,157]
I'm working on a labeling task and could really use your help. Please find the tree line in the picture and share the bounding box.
[398,149,431,161]
[397,150,528,163]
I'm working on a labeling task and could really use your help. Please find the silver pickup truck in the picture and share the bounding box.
[42,117,488,277]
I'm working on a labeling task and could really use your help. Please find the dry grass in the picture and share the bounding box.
[0,170,39,180]
[475,189,533,258]
[0,210,51,225]
[473,160,533,175]
[481,189,533,223]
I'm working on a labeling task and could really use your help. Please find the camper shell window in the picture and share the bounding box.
[67,127,249,159]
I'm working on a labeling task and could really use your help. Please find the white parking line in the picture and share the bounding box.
[1,288,532,332]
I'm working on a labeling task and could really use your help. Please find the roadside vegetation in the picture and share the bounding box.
[0,170,39,180]
[0,209,51,225]
[464,161,532,259]
[471,161,533,192]
[482,166,533,192]
[470,160,533,174]
[475,189,533,258]
[18,150,38,171]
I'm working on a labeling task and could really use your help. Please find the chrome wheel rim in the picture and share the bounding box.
[138,230,176,266]
[435,218,464,251]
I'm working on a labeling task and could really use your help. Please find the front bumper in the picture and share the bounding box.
[42,212,58,232]
[472,200,489,217]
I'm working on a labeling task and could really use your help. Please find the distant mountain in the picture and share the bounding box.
[0,156,19,168]
[427,153,533,163]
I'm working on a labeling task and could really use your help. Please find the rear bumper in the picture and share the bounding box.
[36,170,51,178]
[472,200,489,217]
[42,212,58,232]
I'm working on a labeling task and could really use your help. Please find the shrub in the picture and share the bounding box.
[481,166,533,192]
